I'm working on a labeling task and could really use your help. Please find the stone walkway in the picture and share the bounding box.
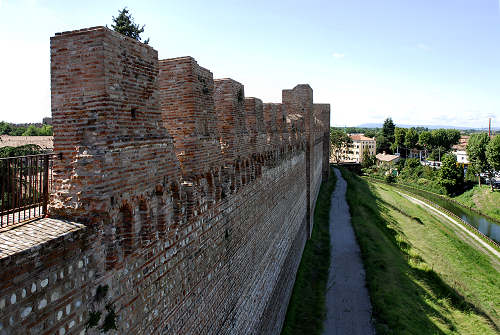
[0,218,85,259]
[323,169,375,335]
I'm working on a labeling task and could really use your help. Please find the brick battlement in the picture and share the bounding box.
[0,26,331,335]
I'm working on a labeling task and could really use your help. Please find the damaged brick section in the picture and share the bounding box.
[0,26,330,335]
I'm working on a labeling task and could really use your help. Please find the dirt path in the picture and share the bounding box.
[323,169,375,335]
[397,191,500,265]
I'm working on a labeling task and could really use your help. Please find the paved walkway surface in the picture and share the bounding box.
[323,169,375,335]
[0,218,85,259]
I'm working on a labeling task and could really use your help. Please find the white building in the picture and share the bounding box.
[341,134,376,163]
[452,136,470,165]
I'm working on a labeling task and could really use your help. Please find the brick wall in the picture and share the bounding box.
[0,26,331,335]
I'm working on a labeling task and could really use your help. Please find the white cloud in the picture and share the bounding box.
[417,43,431,51]
[332,52,345,59]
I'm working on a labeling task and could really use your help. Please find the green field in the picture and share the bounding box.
[453,185,500,222]
[341,168,500,335]
[281,169,336,335]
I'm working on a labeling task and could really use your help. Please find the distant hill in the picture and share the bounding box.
[356,123,500,131]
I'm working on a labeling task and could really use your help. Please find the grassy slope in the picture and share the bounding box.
[341,167,499,335]
[281,169,336,335]
[453,185,500,221]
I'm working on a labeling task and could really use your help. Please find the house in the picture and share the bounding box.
[376,152,400,167]
[452,135,470,165]
[340,134,376,163]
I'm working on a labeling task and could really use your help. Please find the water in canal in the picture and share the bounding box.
[405,188,500,244]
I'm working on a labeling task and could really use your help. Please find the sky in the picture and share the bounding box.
[0,0,499,128]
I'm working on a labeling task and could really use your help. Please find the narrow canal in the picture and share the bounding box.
[406,187,500,244]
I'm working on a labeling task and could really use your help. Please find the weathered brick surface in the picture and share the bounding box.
[244,97,266,154]
[0,26,331,335]
[314,104,331,181]
[158,57,223,180]
[49,26,180,225]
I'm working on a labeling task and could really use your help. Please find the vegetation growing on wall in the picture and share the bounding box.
[111,7,149,44]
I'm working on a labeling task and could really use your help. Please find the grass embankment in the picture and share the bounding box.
[453,185,500,222]
[341,167,500,335]
[281,169,337,335]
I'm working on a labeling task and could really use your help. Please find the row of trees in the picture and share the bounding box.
[467,133,500,190]
[331,118,462,161]
[392,127,461,160]
[0,122,53,136]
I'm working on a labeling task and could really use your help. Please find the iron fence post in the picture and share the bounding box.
[42,155,49,216]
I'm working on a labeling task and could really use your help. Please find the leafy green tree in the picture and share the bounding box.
[12,127,26,136]
[445,129,461,148]
[431,129,447,147]
[486,135,500,191]
[393,127,406,155]
[112,7,149,44]
[405,158,420,170]
[0,121,13,135]
[418,131,433,149]
[404,128,419,150]
[361,147,376,168]
[22,125,39,136]
[394,127,406,147]
[376,134,392,154]
[39,125,53,136]
[438,153,464,195]
[330,129,352,163]
[364,129,377,138]
[466,133,490,186]
[382,117,395,144]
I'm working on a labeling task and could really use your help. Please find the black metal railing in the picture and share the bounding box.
[0,154,54,227]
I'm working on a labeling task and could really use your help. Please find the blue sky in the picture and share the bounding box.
[0,0,499,128]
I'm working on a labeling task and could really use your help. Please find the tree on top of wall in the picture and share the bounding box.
[112,7,150,44]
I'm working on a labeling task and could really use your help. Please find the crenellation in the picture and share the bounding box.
[314,103,331,180]
[244,97,266,153]
[214,78,249,164]
[159,57,223,180]
[1,25,331,335]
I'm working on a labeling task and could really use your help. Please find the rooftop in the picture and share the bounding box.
[0,135,53,150]
[349,134,375,141]
[376,153,400,162]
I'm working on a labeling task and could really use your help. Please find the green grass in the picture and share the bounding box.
[341,167,499,335]
[453,185,500,222]
[281,168,337,335]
